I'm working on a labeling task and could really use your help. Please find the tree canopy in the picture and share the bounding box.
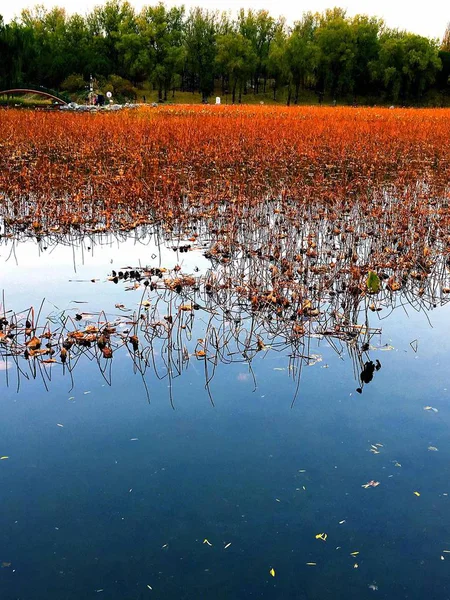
[0,2,448,104]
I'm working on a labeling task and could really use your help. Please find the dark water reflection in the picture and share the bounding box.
[1,234,450,599]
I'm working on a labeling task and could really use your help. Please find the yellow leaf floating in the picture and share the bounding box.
[350,552,359,556]
[315,533,327,541]
[269,568,276,577]
[414,491,421,497]
[306,562,317,566]
[0,456,9,460]
[147,584,153,590]
[354,563,359,569]
[203,539,212,546]
[224,543,232,549]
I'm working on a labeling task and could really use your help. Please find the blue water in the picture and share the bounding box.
[1,237,450,599]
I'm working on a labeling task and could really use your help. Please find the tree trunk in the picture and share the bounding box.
[287,85,292,107]
[232,80,237,104]
[294,81,300,105]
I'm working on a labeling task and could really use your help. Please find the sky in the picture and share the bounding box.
[0,0,447,40]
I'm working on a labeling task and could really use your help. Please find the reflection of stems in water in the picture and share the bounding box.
[1,234,447,405]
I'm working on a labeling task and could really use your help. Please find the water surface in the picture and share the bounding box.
[1,234,450,600]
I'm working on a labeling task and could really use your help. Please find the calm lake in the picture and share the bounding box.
[1,229,450,600]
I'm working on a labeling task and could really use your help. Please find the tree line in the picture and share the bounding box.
[1,2,449,105]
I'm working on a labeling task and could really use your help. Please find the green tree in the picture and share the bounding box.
[139,4,185,100]
[373,30,441,102]
[216,31,256,103]
[238,9,277,93]
[0,17,29,88]
[267,23,290,101]
[350,15,382,97]
[441,22,450,52]
[19,6,70,87]
[86,0,136,77]
[315,8,357,98]
[285,13,319,104]
[185,8,217,102]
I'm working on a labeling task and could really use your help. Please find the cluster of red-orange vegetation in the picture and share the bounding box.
[0,105,449,234]
[1,105,450,373]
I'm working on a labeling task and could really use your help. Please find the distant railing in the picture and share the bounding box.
[0,86,69,105]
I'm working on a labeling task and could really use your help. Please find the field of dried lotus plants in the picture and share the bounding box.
[1,105,450,391]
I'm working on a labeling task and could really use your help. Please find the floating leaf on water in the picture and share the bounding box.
[366,271,380,293]
[387,277,401,292]
[203,539,212,546]
[147,584,153,590]
[315,533,327,541]
[307,354,322,366]
[413,491,421,497]
[179,304,193,312]
[354,563,359,569]
[339,520,346,524]
[428,446,439,451]
[256,338,267,351]
[362,480,380,488]
[424,406,438,413]
[350,552,359,556]
[0,456,9,460]
[224,543,232,549]
[26,336,41,350]
[269,568,275,577]
[306,562,317,566]
[101,346,113,359]
[57,423,64,427]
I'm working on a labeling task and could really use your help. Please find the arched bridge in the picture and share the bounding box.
[0,88,68,105]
